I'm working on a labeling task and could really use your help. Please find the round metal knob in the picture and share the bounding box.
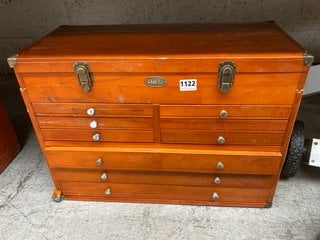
[214,177,221,184]
[220,110,228,118]
[90,120,98,129]
[92,133,100,141]
[87,108,95,116]
[216,162,224,169]
[96,158,103,166]
[104,188,111,196]
[212,192,219,200]
[217,136,225,144]
[100,173,108,180]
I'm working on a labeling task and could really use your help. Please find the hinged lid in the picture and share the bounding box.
[12,22,309,73]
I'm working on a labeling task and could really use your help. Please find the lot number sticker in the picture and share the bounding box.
[179,79,197,91]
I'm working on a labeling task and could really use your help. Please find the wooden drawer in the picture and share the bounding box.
[59,181,271,206]
[161,130,284,145]
[23,73,300,105]
[160,119,288,131]
[45,148,282,174]
[54,168,276,188]
[37,116,154,130]
[32,103,154,117]
[160,105,291,119]
[42,129,154,143]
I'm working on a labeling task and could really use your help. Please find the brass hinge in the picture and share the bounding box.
[303,51,314,67]
[7,54,18,68]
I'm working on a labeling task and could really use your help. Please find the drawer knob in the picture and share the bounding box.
[100,173,108,180]
[220,110,228,118]
[96,158,103,166]
[92,133,100,141]
[90,120,98,129]
[217,136,225,144]
[87,108,95,116]
[104,188,111,196]
[214,177,221,184]
[212,192,219,200]
[216,162,224,169]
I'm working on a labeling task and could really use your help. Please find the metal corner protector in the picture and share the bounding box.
[303,51,314,67]
[7,54,18,68]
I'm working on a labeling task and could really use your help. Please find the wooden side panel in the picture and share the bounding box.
[45,149,282,174]
[23,73,301,104]
[54,168,277,188]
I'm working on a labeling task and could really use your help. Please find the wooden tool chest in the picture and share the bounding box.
[8,22,313,207]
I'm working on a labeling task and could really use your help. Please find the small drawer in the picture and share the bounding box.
[33,103,154,117]
[41,129,154,143]
[59,181,271,206]
[161,130,284,145]
[160,105,291,119]
[160,119,288,131]
[37,116,154,130]
[45,147,282,174]
[54,168,276,188]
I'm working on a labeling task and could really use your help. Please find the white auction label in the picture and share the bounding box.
[179,79,197,91]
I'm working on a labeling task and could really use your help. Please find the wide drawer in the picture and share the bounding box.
[42,129,154,143]
[23,73,300,104]
[59,181,271,206]
[161,130,284,145]
[37,116,154,130]
[54,168,276,188]
[45,148,282,174]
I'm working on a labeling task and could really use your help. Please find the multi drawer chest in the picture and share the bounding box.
[8,22,313,207]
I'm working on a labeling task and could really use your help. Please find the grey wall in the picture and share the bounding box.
[1,0,319,73]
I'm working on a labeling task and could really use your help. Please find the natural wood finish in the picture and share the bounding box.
[22,73,301,104]
[59,181,271,205]
[160,105,291,119]
[45,148,282,174]
[41,129,154,143]
[54,168,276,188]
[161,130,285,145]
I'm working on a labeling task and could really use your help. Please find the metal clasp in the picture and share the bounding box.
[218,62,236,93]
[73,62,93,92]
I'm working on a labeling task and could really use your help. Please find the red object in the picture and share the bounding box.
[0,100,19,173]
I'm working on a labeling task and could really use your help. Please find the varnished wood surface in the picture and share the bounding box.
[54,168,276,188]
[59,181,271,205]
[22,73,301,104]
[45,148,282,174]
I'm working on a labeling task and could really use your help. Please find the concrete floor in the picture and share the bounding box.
[0,74,320,240]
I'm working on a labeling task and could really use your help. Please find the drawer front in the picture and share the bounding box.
[38,116,154,130]
[160,105,291,119]
[32,103,154,117]
[45,149,282,174]
[160,119,287,131]
[24,73,300,104]
[161,130,284,145]
[59,181,271,205]
[42,129,154,143]
[54,168,276,188]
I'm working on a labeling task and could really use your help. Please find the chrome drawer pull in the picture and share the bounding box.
[100,173,108,180]
[217,136,225,144]
[214,177,221,184]
[212,192,219,200]
[90,120,98,129]
[92,133,100,141]
[216,162,224,169]
[96,158,103,166]
[104,188,111,196]
[220,110,228,118]
[87,108,95,116]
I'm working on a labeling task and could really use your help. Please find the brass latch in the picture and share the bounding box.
[73,62,93,92]
[217,62,236,93]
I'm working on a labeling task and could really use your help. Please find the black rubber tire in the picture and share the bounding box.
[281,121,305,178]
